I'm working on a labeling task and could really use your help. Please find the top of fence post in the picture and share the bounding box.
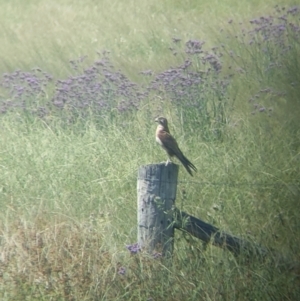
[137,162,179,257]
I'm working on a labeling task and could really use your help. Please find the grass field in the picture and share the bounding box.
[0,1,300,300]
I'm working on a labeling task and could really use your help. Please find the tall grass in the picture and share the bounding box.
[0,0,297,77]
[0,1,299,300]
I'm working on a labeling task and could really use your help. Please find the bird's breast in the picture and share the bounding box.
[156,136,163,146]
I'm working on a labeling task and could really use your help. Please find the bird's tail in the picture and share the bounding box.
[180,155,197,176]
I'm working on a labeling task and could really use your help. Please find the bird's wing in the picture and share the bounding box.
[157,131,182,157]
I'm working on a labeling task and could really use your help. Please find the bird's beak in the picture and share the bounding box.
[154,117,159,123]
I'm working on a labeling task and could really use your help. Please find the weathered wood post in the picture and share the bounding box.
[137,163,179,257]
[174,209,268,258]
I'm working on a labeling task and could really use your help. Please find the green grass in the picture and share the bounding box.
[0,0,297,78]
[0,0,300,300]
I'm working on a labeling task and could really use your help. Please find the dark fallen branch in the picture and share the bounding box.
[174,209,268,258]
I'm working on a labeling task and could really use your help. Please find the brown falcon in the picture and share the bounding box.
[155,117,197,176]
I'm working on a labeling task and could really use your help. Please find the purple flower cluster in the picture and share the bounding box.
[1,69,52,115]
[125,243,162,259]
[126,243,141,254]
[53,54,145,114]
[0,52,146,118]
[118,266,126,275]
[248,88,286,116]
[185,39,205,54]
[0,6,298,125]
[149,39,225,103]
[247,6,300,52]
[147,38,230,139]
[0,41,230,134]
[227,5,300,115]
[226,5,300,70]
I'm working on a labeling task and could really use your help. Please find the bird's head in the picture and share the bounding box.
[155,116,168,127]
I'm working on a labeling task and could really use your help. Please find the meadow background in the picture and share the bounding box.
[0,0,300,300]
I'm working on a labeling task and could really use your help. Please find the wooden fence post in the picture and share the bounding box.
[137,163,179,257]
[174,209,268,258]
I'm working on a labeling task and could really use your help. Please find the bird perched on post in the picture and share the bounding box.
[155,116,197,176]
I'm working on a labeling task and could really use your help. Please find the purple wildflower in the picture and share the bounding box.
[118,267,126,275]
[126,243,141,254]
